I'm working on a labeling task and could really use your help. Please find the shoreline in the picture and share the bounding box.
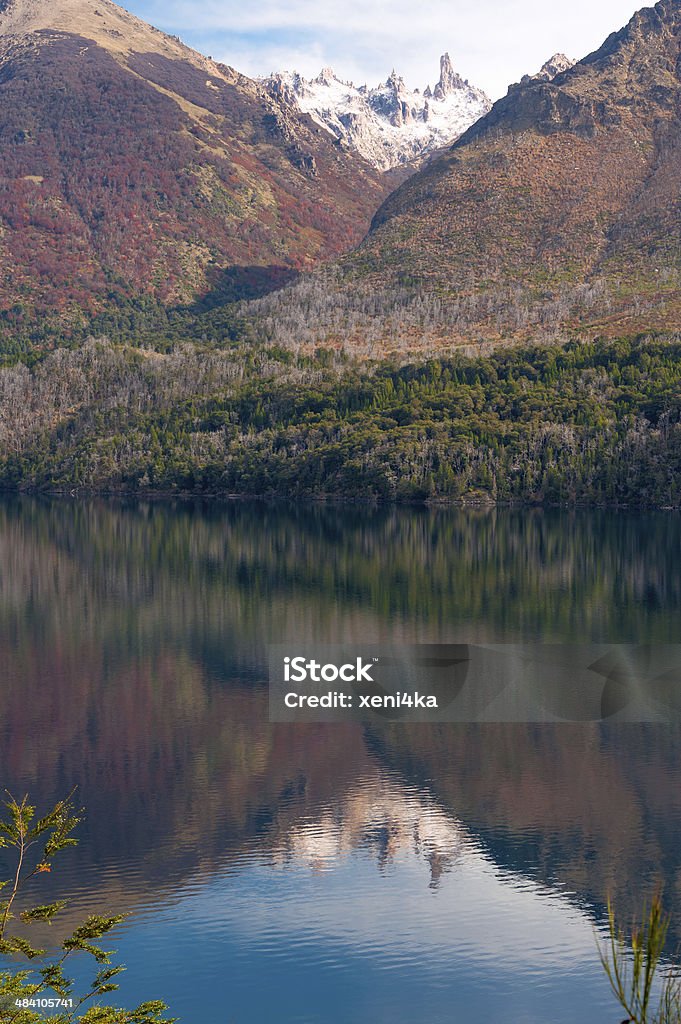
[2,486,679,512]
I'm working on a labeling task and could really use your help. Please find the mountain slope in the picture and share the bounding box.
[0,0,390,329]
[263,54,491,171]
[264,0,681,352]
[0,0,203,56]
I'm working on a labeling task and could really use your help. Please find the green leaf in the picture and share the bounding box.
[39,962,73,998]
[20,901,67,923]
[93,966,126,989]
[129,1001,177,1023]
[0,936,45,959]
[64,916,124,945]
[76,943,114,964]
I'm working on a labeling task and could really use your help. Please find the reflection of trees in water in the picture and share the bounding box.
[1,497,679,644]
[0,497,680,940]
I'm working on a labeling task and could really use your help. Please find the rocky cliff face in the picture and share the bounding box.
[263,54,491,170]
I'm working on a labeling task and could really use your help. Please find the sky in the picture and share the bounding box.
[122,0,650,99]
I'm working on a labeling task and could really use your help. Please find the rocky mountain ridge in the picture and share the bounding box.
[521,53,576,85]
[263,54,492,170]
[0,0,213,63]
[260,0,681,352]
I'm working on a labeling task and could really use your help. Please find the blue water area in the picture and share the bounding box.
[1,498,680,1023]
[66,808,620,1024]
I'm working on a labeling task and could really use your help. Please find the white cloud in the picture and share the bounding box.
[125,0,650,98]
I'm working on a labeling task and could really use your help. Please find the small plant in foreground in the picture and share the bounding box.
[599,893,681,1023]
[0,791,175,1024]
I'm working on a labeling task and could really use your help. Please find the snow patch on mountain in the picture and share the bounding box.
[263,54,491,171]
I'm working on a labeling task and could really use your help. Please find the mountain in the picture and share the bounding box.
[0,0,390,330]
[520,53,576,85]
[262,0,681,351]
[262,54,492,171]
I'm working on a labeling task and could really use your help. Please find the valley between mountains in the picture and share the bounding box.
[0,0,679,506]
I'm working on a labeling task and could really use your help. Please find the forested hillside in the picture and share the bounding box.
[0,0,679,509]
[1,334,679,507]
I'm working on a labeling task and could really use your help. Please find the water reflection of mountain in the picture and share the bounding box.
[1,497,680,944]
[367,724,681,933]
[271,775,468,886]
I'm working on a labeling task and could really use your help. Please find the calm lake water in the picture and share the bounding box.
[2,497,681,1023]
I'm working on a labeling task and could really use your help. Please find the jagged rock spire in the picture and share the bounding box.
[433,53,466,99]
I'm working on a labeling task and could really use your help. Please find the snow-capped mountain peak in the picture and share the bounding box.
[262,54,492,171]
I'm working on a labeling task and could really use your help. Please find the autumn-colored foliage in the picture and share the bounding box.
[0,31,388,324]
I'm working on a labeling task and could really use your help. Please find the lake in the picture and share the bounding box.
[1,497,681,1023]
